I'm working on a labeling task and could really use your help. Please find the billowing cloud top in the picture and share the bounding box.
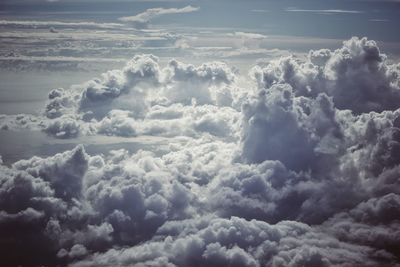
[1,37,400,266]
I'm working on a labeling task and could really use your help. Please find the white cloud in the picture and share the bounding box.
[231,32,268,39]
[285,8,364,14]
[119,6,200,28]
[251,37,400,113]
[0,20,123,29]
[1,37,400,266]
[34,54,240,139]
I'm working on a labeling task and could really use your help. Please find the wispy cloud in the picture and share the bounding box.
[119,5,199,28]
[0,20,123,29]
[229,31,267,39]
[369,18,389,22]
[251,9,269,13]
[286,8,364,14]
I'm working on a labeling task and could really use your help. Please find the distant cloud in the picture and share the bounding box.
[230,31,267,39]
[49,27,58,33]
[119,5,200,28]
[286,8,364,14]
[0,20,123,29]
[251,9,269,13]
[369,18,389,22]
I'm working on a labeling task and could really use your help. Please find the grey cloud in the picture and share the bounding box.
[0,144,196,266]
[240,84,342,172]
[0,146,89,266]
[44,115,81,138]
[71,216,385,267]
[0,134,399,266]
[1,37,400,266]
[40,54,239,139]
[322,193,400,259]
[251,37,400,113]
[96,110,137,137]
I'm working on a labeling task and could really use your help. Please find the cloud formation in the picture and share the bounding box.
[251,37,400,113]
[1,37,400,266]
[34,54,240,139]
[119,6,199,28]
[285,8,364,14]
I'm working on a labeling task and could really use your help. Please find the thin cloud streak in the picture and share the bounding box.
[286,8,364,14]
[0,20,124,29]
[251,9,269,13]
[119,5,199,28]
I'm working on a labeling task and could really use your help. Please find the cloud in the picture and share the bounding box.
[0,129,399,266]
[119,6,200,28]
[1,37,400,266]
[2,37,400,144]
[285,8,364,14]
[369,18,390,22]
[251,37,400,113]
[0,21,196,72]
[251,9,269,13]
[231,32,268,39]
[0,20,123,29]
[322,193,400,257]
[1,131,398,265]
[70,216,385,267]
[34,54,240,139]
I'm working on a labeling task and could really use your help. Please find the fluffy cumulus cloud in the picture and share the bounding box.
[30,54,241,140]
[251,37,400,113]
[1,37,400,266]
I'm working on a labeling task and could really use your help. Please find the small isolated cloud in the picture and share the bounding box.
[119,5,199,28]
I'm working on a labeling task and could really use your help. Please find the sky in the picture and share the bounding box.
[1,0,400,40]
[1,1,400,266]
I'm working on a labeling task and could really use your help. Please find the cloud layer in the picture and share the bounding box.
[1,37,400,266]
